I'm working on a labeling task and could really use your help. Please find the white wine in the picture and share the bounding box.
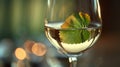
[45,22,101,55]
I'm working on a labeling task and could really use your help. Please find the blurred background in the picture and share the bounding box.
[0,0,120,67]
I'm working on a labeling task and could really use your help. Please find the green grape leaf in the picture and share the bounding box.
[59,30,82,43]
[81,30,90,42]
[59,12,91,44]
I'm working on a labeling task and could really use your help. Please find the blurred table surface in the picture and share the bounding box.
[0,32,120,67]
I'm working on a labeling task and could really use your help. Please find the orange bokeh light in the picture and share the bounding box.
[15,48,26,60]
[32,43,47,56]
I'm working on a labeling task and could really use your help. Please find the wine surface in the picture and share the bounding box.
[45,22,101,55]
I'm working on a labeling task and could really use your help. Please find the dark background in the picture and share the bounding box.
[0,0,120,67]
[100,0,120,33]
[91,0,120,67]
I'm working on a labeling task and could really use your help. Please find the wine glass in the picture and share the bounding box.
[44,0,102,67]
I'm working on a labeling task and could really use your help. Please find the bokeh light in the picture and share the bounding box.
[32,43,47,56]
[24,40,35,53]
[15,48,26,60]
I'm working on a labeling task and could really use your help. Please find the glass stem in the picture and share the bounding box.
[69,57,77,67]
